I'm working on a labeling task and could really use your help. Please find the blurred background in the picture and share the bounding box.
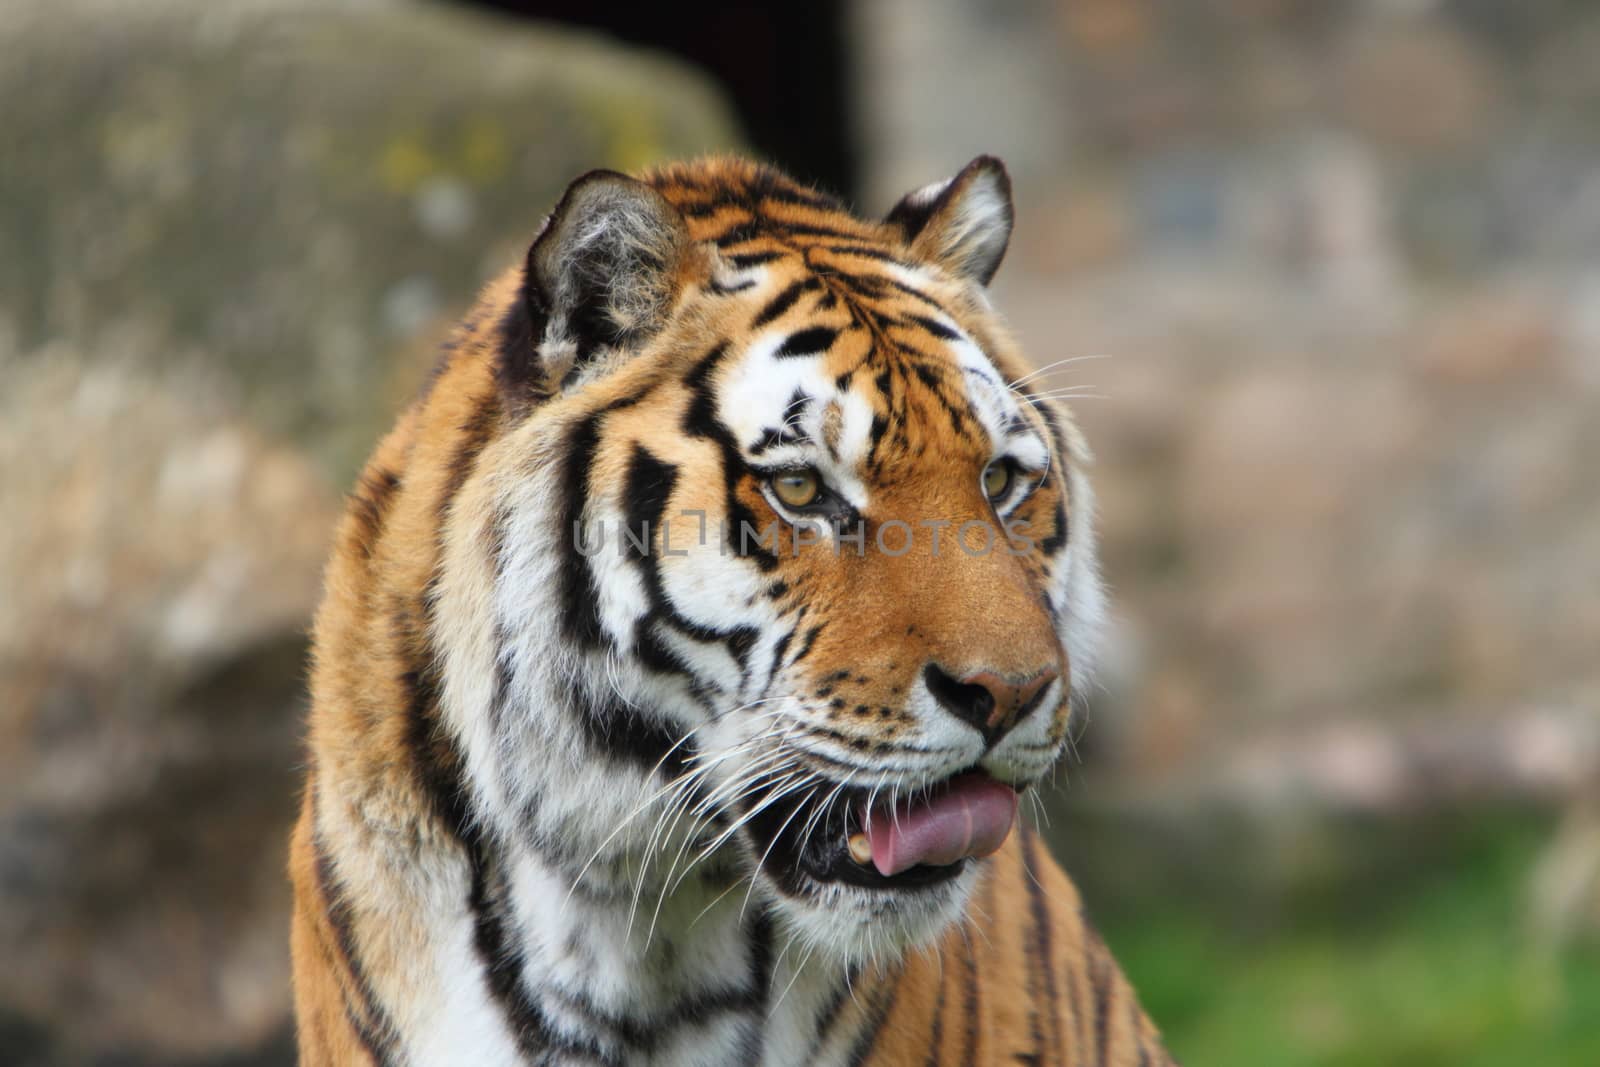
[2,0,1597,1063]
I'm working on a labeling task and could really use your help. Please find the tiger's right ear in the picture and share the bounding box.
[499,170,691,410]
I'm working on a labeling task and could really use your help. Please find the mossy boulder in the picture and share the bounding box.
[0,0,741,481]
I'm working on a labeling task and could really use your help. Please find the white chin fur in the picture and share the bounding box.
[764,863,979,971]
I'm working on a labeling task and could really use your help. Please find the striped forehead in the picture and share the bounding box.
[714,267,1048,472]
[718,321,878,472]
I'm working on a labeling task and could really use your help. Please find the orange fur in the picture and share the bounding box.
[290,156,1173,1065]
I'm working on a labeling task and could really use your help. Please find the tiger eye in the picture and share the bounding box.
[982,460,1012,501]
[773,468,821,509]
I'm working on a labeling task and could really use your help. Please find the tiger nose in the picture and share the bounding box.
[923,664,1060,746]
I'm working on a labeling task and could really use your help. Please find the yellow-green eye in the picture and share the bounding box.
[772,468,822,509]
[982,460,1012,501]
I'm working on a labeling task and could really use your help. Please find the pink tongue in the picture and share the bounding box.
[863,773,1019,877]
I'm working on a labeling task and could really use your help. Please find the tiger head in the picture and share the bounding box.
[434,157,1105,968]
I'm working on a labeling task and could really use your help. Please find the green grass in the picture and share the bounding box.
[1076,813,1600,1065]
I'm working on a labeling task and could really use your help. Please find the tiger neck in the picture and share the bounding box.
[492,819,868,1065]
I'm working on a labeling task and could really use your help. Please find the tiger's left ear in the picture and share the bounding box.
[885,156,1014,286]
[501,170,691,408]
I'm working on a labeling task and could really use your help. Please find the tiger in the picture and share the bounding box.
[289,154,1175,1066]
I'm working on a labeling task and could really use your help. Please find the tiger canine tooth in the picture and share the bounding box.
[847,832,872,865]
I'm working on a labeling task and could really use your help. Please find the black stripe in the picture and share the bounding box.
[682,345,778,573]
[714,220,762,247]
[401,410,567,1060]
[347,468,401,562]
[634,620,700,689]
[572,686,686,772]
[544,980,761,1056]
[729,250,785,269]
[465,834,575,1060]
[750,425,799,455]
[725,625,761,682]
[775,326,838,359]
[770,219,862,242]
[783,387,814,427]
[750,388,816,455]
[682,344,728,435]
[394,610,560,1060]
[751,279,816,328]
[822,243,904,263]
[677,198,728,219]
[752,399,811,456]
[887,278,944,309]
[775,741,952,780]
[761,185,846,211]
[398,610,468,837]
[311,824,401,1066]
[558,414,608,647]
[922,951,947,1066]
[739,909,774,1063]
[1040,498,1069,556]
[485,614,519,738]
[1028,397,1074,549]
[867,415,890,472]
[807,964,856,1060]
[819,268,890,298]
[623,445,677,563]
[962,934,979,1063]
[845,973,899,1066]
[790,720,957,758]
[908,313,961,341]
[442,395,501,512]
[1022,830,1064,1059]
[401,388,499,834]
[765,627,795,689]
[624,444,761,688]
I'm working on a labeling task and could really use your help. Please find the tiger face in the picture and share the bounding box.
[435,157,1105,969]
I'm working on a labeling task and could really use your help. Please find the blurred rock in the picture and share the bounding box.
[0,350,335,1064]
[1335,19,1503,154]
[997,260,1600,789]
[0,2,742,1063]
[0,0,740,483]
[861,1,1600,281]
[1411,283,1557,384]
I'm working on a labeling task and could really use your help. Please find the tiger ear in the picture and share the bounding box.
[885,156,1014,286]
[501,170,690,406]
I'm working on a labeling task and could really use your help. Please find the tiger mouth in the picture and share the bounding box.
[739,770,1022,894]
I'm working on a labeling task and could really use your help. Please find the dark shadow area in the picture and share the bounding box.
[460,0,858,197]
